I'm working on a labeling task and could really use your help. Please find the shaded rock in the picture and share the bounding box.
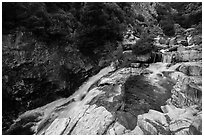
[6,110,44,135]
[98,67,141,86]
[162,50,202,63]
[123,74,174,119]
[177,62,202,76]
[189,112,202,135]
[116,111,137,130]
[177,50,202,62]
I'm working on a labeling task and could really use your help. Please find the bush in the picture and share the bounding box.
[160,19,175,36]
[132,35,156,55]
[75,2,135,59]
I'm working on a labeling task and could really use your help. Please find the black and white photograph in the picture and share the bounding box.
[1,1,202,135]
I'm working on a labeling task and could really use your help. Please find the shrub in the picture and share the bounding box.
[160,19,175,36]
[132,35,156,55]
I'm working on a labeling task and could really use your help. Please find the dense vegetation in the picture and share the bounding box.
[2,2,137,132]
[132,34,156,55]
[2,2,202,133]
[155,2,202,36]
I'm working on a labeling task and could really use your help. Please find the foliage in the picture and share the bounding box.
[160,19,175,36]
[132,34,156,55]
[156,2,202,32]
[75,3,134,59]
[155,4,175,36]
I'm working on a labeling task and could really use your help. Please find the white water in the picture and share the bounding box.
[72,65,115,100]
[162,53,173,63]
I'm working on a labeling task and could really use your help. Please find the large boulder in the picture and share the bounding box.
[177,62,202,76]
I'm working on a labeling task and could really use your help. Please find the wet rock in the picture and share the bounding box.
[116,111,137,130]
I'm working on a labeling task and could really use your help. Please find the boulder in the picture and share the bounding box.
[178,62,202,76]
[177,50,202,62]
